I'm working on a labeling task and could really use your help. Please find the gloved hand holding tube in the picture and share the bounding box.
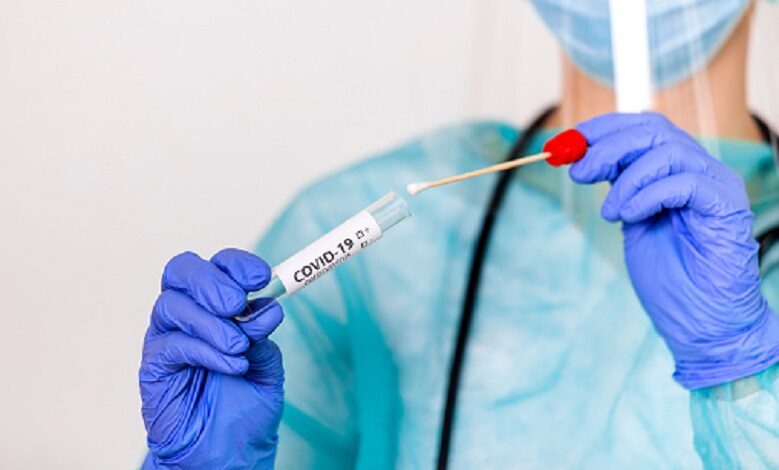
[570,112,779,389]
[139,194,411,468]
[140,249,284,469]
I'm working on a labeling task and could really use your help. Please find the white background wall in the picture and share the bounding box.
[0,1,776,468]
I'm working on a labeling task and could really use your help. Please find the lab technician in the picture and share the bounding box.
[139,0,779,468]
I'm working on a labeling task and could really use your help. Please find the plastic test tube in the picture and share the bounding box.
[235,192,411,321]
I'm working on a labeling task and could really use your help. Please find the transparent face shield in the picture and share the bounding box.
[532,0,778,143]
[514,0,778,263]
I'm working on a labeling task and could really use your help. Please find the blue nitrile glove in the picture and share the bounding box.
[139,249,284,469]
[570,112,779,389]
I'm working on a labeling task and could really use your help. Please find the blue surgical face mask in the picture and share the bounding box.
[529,0,750,89]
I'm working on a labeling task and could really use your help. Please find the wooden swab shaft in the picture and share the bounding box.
[410,152,550,194]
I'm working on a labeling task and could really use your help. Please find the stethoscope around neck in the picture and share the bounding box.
[435,105,779,469]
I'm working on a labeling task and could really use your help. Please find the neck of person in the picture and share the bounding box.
[546,6,761,142]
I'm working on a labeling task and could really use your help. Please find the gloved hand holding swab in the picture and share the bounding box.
[406,129,588,195]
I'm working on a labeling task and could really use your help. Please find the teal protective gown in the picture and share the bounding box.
[254,122,779,469]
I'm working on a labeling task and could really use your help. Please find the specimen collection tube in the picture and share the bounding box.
[235,192,411,321]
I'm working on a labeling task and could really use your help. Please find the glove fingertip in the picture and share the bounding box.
[212,248,272,291]
[262,302,284,330]
[218,286,249,316]
[161,251,201,289]
[227,332,251,355]
[568,162,594,184]
[600,203,620,223]
[243,258,272,291]
[574,121,598,142]
[619,202,645,224]
[239,300,284,342]
[228,355,250,376]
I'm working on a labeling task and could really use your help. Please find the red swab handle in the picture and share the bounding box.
[543,129,588,167]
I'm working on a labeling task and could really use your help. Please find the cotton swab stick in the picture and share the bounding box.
[405,129,589,196]
[406,152,550,196]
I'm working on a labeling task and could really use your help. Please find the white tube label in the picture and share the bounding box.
[274,210,383,295]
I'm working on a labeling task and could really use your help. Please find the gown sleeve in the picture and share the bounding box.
[689,214,779,469]
[689,346,779,467]
[253,190,360,469]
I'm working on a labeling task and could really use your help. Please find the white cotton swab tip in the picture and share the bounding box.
[405,182,429,196]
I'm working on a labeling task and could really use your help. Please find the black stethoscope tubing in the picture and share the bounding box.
[435,106,779,469]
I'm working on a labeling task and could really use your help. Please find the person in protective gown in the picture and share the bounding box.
[139,1,779,468]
